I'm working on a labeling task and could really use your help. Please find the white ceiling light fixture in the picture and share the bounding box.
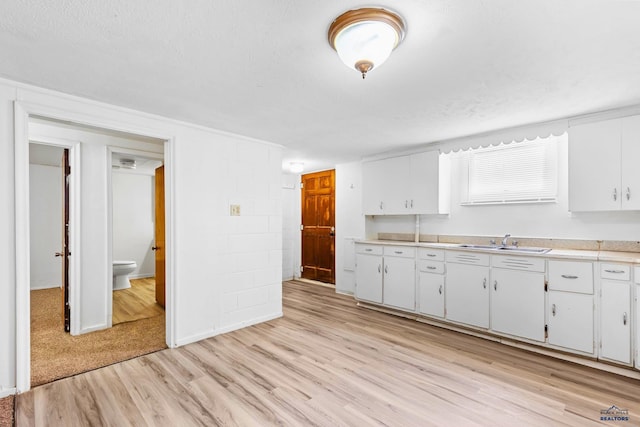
[328,7,406,79]
[289,162,304,174]
[118,158,137,169]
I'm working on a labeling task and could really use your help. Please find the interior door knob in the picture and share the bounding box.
[152,246,159,251]
[55,252,64,257]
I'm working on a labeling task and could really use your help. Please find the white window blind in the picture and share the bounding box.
[463,136,559,204]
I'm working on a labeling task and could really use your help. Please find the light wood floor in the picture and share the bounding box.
[113,278,164,325]
[17,280,640,426]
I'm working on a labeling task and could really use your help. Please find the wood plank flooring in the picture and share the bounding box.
[17,280,640,426]
[113,278,164,325]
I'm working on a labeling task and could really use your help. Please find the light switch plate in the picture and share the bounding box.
[230,204,241,216]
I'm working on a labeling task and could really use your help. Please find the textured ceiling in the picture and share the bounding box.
[3,1,640,172]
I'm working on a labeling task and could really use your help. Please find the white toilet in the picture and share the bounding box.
[113,260,137,290]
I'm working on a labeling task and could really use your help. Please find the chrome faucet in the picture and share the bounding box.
[501,234,511,246]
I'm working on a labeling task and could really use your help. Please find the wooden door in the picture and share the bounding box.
[154,166,166,307]
[301,170,335,284]
[61,149,70,332]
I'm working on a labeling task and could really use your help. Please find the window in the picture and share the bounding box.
[461,135,561,204]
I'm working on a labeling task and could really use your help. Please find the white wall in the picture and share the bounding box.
[112,171,155,278]
[335,161,365,294]
[282,173,299,281]
[2,78,283,394]
[368,136,640,241]
[0,83,17,393]
[29,163,63,289]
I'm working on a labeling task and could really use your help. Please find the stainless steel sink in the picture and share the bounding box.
[457,244,551,254]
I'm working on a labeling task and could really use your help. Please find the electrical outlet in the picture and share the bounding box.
[230,204,241,216]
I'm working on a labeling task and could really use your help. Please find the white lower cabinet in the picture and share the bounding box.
[547,260,594,354]
[355,244,416,311]
[490,267,545,342]
[635,281,639,370]
[445,251,490,328]
[600,279,632,364]
[548,291,594,353]
[417,248,446,318]
[355,245,383,304]
[382,247,416,311]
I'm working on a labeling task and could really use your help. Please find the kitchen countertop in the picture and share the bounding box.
[356,239,640,263]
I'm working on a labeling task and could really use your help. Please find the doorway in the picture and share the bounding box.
[301,169,336,284]
[16,110,173,392]
[110,152,165,325]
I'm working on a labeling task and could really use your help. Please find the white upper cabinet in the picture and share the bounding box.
[569,115,640,211]
[362,151,445,215]
[362,159,388,215]
[621,116,640,210]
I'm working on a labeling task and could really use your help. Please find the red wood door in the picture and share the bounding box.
[301,170,335,284]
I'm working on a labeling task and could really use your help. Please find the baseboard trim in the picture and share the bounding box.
[174,312,283,347]
[0,387,16,398]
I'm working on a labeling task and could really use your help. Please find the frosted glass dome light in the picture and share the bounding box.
[328,8,406,79]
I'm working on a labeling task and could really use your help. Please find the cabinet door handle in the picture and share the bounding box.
[626,187,631,201]
[427,253,436,257]
[551,304,556,316]
[410,199,414,208]
[378,265,381,273]
[482,278,487,289]
[380,202,383,210]
[494,280,497,291]
[438,285,443,295]
[394,251,403,254]
[384,265,388,274]
[604,269,625,274]
[365,248,373,252]
[427,266,436,270]
[613,188,617,201]
[561,274,578,279]
[623,312,627,326]
[404,200,408,208]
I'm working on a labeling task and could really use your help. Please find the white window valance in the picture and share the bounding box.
[435,119,568,154]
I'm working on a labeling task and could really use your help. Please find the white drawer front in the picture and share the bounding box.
[600,263,630,281]
[355,244,383,256]
[445,250,490,266]
[384,246,416,258]
[418,260,445,274]
[491,255,545,272]
[548,260,593,294]
[418,248,445,261]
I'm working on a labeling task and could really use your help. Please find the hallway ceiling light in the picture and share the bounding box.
[328,7,406,79]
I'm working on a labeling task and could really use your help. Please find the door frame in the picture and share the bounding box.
[14,101,176,393]
[106,147,164,327]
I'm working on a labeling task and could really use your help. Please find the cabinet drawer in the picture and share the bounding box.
[548,260,593,294]
[491,255,545,272]
[384,246,416,258]
[355,244,383,256]
[418,248,445,261]
[446,250,490,266]
[418,260,445,274]
[601,263,630,281]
